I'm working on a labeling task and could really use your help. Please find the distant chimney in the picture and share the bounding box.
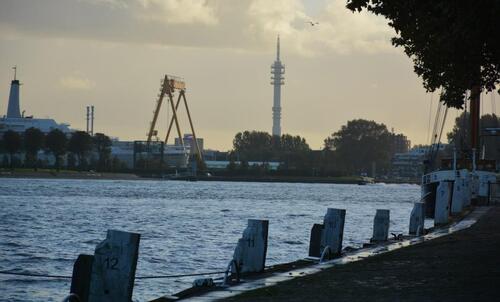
[6,66,21,118]
[91,105,94,136]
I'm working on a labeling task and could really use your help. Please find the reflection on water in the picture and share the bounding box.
[0,178,419,301]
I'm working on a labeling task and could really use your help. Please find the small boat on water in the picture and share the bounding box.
[358,176,375,185]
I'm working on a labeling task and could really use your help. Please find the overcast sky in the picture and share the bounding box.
[1,0,493,150]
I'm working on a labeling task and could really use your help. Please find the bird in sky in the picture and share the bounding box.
[306,21,319,26]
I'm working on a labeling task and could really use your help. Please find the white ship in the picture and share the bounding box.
[0,68,72,136]
[420,92,498,218]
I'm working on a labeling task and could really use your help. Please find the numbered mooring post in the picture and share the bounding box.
[409,202,425,235]
[232,219,269,273]
[435,181,451,225]
[70,254,94,302]
[371,209,390,242]
[88,230,141,302]
[309,208,346,259]
[451,178,465,215]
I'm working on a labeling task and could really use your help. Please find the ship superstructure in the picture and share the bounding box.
[0,67,72,136]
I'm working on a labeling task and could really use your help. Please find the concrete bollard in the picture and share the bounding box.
[88,230,141,302]
[309,209,346,258]
[308,223,324,257]
[371,209,390,242]
[451,178,465,215]
[320,208,346,258]
[409,202,425,235]
[70,254,94,302]
[435,181,451,225]
[232,219,269,273]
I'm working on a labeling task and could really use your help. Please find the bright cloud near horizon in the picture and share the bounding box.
[0,0,482,150]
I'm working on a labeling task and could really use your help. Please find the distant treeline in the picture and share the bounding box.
[446,113,500,161]
[224,119,410,177]
[225,114,500,177]
[3,115,497,177]
[0,128,126,172]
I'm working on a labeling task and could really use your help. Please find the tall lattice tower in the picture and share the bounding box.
[271,35,284,137]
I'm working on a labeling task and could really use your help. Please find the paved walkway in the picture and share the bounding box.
[224,206,500,302]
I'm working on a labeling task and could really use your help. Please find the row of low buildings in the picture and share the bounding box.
[390,144,448,180]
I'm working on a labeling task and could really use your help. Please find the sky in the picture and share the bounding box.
[0,0,497,151]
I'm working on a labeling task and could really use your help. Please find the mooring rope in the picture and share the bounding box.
[0,271,71,279]
[136,271,227,279]
[0,270,227,280]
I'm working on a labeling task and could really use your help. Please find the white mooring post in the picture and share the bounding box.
[232,219,269,273]
[371,209,390,242]
[435,182,451,225]
[409,202,425,235]
[464,173,472,207]
[88,230,140,302]
[451,178,465,215]
[320,208,346,257]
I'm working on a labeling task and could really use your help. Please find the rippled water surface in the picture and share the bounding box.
[0,178,420,301]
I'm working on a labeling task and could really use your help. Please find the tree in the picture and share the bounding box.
[324,119,394,175]
[278,134,311,172]
[279,134,310,153]
[93,133,112,171]
[447,112,500,161]
[233,131,274,161]
[68,131,93,170]
[24,127,45,171]
[45,129,68,171]
[2,130,22,170]
[346,1,500,108]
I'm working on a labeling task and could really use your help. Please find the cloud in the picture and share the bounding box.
[59,75,96,90]
[0,0,394,55]
[136,0,218,25]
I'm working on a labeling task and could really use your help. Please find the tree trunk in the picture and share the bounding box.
[9,153,14,171]
[55,155,60,172]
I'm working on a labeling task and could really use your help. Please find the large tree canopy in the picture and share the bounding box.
[24,127,45,170]
[324,119,396,175]
[45,129,68,171]
[347,1,500,108]
[68,131,93,169]
[447,112,499,161]
[93,133,112,171]
[232,131,310,162]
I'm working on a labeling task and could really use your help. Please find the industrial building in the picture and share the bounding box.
[390,145,446,180]
[175,134,204,155]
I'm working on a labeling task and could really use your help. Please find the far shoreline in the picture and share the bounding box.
[0,170,420,185]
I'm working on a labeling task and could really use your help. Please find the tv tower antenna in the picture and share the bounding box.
[271,35,285,137]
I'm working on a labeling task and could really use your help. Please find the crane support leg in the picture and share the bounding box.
[164,92,183,144]
[181,91,203,161]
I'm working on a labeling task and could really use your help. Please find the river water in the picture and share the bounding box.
[0,178,420,301]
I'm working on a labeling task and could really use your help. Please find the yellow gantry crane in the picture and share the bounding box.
[146,75,203,164]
